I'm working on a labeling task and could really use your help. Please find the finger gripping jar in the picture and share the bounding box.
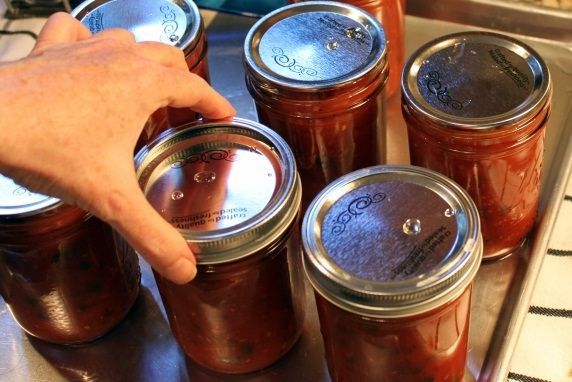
[72,0,210,146]
[135,118,305,374]
[0,175,141,344]
[302,165,482,382]
[244,1,389,211]
[401,31,552,260]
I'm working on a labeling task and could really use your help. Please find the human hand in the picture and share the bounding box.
[0,12,236,284]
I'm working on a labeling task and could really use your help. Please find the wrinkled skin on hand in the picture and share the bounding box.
[0,12,236,284]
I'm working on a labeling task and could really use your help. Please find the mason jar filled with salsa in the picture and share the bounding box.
[0,175,141,344]
[401,31,552,259]
[244,1,389,211]
[288,0,404,97]
[135,118,305,374]
[72,0,210,148]
[302,165,483,382]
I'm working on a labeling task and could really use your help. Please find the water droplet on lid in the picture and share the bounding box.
[171,160,184,168]
[171,190,184,200]
[403,218,421,235]
[326,40,340,51]
[194,171,216,184]
[447,42,465,64]
[444,208,456,217]
[346,27,364,40]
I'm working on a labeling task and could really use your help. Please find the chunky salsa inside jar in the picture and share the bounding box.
[405,108,546,258]
[154,222,305,374]
[0,208,140,344]
[315,286,471,382]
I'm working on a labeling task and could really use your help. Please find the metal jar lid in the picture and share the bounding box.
[302,165,482,318]
[71,0,202,54]
[0,174,61,221]
[244,1,387,92]
[135,118,301,265]
[401,31,551,130]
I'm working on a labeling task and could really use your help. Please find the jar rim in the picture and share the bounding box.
[244,1,388,92]
[401,31,551,130]
[71,0,203,55]
[135,118,301,265]
[0,174,63,219]
[302,165,483,318]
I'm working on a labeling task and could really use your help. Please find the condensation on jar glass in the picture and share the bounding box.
[71,0,209,148]
[135,118,305,374]
[288,0,404,97]
[0,175,141,344]
[401,31,552,260]
[302,165,482,382]
[244,1,389,211]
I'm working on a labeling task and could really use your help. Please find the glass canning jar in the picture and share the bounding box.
[72,0,210,148]
[244,1,389,211]
[401,31,552,260]
[135,118,305,374]
[288,0,404,97]
[302,165,483,382]
[0,175,141,344]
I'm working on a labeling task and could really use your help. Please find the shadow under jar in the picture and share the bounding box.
[0,175,141,344]
[72,0,210,149]
[135,118,305,374]
[244,1,389,211]
[401,31,552,260]
[302,165,483,382]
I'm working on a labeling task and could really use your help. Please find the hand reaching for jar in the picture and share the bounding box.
[0,12,236,284]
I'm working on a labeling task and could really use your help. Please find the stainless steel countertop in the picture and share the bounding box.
[1,2,572,381]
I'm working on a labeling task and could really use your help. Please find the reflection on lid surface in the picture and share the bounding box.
[144,138,282,233]
[244,1,387,89]
[259,12,374,81]
[72,0,198,48]
[322,181,458,281]
[135,119,300,264]
[0,174,58,217]
[402,32,550,129]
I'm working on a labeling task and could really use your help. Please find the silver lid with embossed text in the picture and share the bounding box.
[302,165,482,317]
[401,31,551,130]
[244,1,387,91]
[135,118,301,265]
[0,174,61,219]
[71,0,202,54]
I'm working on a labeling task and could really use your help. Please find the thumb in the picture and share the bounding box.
[100,184,197,285]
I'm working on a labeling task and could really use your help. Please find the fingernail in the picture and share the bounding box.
[168,257,197,285]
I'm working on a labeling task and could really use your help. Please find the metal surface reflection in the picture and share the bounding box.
[0,3,572,381]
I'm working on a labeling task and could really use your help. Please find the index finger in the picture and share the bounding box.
[161,71,236,120]
[32,12,92,54]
